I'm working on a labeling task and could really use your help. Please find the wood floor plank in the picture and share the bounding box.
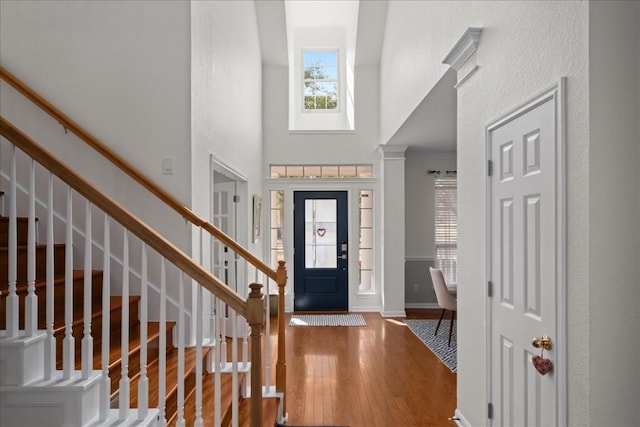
[267,310,457,427]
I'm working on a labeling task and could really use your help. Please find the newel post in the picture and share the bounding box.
[276,260,288,412]
[247,283,264,427]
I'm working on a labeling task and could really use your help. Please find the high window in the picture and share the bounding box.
[434,176,457,285]
[303,50,338,111]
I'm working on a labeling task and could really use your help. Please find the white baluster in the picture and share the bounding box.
[137,243,149,420]
[231,308,238,427]
[25,159,37,335]
[119,230,130,420]
[195,230,204,426]
[100,215,111,420]
[214,296,221,427]
[219,298,227,366]
[158,258,167,426]
[6,144,18,338]
[81,200,93,379]
[176,272,185,427]
[62,186,74,380]
[44,173,55,379]
[209,235,216,348]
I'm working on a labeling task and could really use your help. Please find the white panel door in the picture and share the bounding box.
[489,86,565,426]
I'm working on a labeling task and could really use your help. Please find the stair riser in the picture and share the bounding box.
[0,217,31,246]
[0,243,66,285]
[0,272,103,330]
[108,326,174,397]
[164,353,208,425]
[54,297,140,370]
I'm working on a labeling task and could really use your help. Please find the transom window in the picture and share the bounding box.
[270,164,372,179]
[303,50,338,111]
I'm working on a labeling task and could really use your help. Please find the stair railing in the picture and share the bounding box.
[0,117,268,426]
[1,65,287,417]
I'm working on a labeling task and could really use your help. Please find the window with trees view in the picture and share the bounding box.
[303,50,338,111]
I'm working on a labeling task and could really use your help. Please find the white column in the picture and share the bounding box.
[377,145,407,317]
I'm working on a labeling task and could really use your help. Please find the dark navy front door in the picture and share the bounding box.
[293,191,348,311]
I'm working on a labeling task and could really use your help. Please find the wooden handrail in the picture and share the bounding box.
[0,116,247,316]
[0,66,276,281]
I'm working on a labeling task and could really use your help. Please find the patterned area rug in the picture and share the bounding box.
[289,314,366,327]
[404,319,457,373]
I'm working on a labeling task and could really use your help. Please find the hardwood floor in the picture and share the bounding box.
[267,309,457,427]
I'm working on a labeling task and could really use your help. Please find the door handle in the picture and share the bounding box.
[337,254,347,260]
[531,336,552,351]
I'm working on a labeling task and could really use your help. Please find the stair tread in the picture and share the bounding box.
[182,372,244,426]
[51,295,140,334]
[236,396,280,427]
[68,321,175,370]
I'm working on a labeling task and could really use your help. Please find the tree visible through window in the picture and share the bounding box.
[303,50,338,111]
[435,176,457,285]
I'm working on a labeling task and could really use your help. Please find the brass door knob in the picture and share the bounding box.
[532,336,552,351]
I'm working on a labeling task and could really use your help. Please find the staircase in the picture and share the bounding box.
[0,66,288,426]
[0,212,278,426]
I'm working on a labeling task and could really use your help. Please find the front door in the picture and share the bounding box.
[294,191,348,311]
[488,83,565,426]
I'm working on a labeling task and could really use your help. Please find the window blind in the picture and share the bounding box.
[434,176,457,285]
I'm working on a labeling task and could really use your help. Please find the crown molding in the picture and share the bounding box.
[377,144,407,159]
[442,27,483,71]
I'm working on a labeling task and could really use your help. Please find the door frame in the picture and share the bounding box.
[210,154,249,296]
[485,78,567,426]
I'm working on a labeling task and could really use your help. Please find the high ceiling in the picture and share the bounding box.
[255,0,456,152]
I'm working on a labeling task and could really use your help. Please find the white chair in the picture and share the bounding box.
[429,267,457,346]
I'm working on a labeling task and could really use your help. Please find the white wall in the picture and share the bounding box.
[263,65,380,166]
[588,2,640,426]
[381,1,592,424]
[191,0,263,254]
[0,0,192,248]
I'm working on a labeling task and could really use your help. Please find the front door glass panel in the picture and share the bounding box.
[304,199,337,268]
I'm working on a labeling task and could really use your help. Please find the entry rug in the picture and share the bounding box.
[289,314,366,327]
[404,319,457,373]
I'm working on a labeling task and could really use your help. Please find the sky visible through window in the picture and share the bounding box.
[303,50,338,110]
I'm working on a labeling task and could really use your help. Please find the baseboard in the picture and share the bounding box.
[452,409,472,427]
[380,310,406,318]
[405,303,440,309]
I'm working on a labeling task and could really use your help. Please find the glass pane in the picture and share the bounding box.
[304,166,321,178]
[287,166,304,177]
[306,245,337,269]
[359,270,372,291]
[339,165,356,177]
[360,228,373,248]
[359,248,372,270]
[357,165,373,178]
[360,209,373,228]
[359,190,373,208]
[303,51,338,80]
[321,166,339,178]
[271,166,286,178]
[304,199,337,269]
[313,200,336,222]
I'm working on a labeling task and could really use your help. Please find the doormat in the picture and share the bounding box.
[289,314,366,327]
[404,319,457,373]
